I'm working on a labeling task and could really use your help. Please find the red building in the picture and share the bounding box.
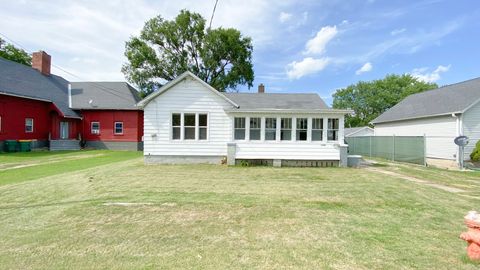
[0,51,143,151]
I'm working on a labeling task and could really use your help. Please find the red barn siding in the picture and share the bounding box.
[0,95,52,141]
[80,110,143,142]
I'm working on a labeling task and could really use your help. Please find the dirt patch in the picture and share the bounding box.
[0,153,105,171]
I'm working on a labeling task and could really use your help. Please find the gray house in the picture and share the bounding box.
[372,77,480,165]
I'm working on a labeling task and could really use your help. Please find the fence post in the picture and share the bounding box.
[369,136,372,157]
[423,134,427,166]
[392,135,395,161]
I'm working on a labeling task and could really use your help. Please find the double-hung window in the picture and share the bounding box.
[296,118,308,141]
[114,122,123,135]
[172,113,181,140]
[234,117,246,140]
[25,118,33,133]
[328,118,339,141]
[184,113,196,140]
[281,118,292,141]
[91,122,100,134]
[249,117,261,140]
[265,118,276,141]
[312,118,323,141]
[171,113,208,140]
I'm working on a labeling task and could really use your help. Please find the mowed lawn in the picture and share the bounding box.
[0,151,479,269]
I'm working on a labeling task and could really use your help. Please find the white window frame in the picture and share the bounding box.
[327,118,339,141]
[249,117,262,141]
[25,118,33,133]
[296,117,308,141]
[265,117,277,141]
[312,118,323,141]
[114,121,123,135]
[183,113,196,140]
[234,117,246,140]
[91,122,100,135]
[171,112,209,141]
[280,117,292,141]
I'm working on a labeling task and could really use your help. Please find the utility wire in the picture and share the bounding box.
[209,0,219,29]
[0,32,136,103]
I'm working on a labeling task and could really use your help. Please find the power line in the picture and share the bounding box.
[0,32,135,102]
[209,0,219,29]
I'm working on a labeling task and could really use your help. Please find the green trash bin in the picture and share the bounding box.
[4,140,18,152]
[18,140,32,152]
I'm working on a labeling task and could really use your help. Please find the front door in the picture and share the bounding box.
[60,121,69,139]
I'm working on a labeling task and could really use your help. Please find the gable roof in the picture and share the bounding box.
[137,71,239,108]
[0,57,80,118]
[344,126,373,136]
[70,82,141,110]
[224,93,329,111]
[372,77,480,124]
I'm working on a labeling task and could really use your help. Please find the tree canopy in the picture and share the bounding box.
[122,10,254,97]
[0,38,31,66]
[332,74,438,127]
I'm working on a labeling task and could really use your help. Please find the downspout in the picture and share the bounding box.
[68,83,72,108]
[452,113,462,166]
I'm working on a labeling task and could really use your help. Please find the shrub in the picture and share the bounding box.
[470,140,480,161]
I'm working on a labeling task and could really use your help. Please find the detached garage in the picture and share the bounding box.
[372,77,480,166]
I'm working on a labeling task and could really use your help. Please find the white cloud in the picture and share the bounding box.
[355,62,372,75]
[304,25,338,55]
[279,12,292,23]
[411,65,451,82]
[390,28,406,36]
[286,57,330,79]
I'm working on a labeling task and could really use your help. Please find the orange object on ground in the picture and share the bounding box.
[460,212,480,261]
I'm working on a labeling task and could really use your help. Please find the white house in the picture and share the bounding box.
[344,126,374,137]
[372,77,480,165]
[137,72,352,167]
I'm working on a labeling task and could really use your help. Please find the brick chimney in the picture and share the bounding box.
[258,83,265,93]
[32,51,51,76]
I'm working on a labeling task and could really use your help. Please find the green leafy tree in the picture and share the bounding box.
[332,74,438,127]
[122,10,254,97]
[0,38,31,66]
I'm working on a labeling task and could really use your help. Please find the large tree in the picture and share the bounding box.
[122,10,254,97]
[0,38,31,66]
[332,74,438,127]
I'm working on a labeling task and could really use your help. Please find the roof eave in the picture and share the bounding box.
[225,109,353,114]
[371,111,463,125]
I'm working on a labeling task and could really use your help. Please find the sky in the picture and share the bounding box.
[1,0,479,104]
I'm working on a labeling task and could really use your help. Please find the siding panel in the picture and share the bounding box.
[463,101,480,159]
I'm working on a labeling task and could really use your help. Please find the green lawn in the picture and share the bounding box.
[0,151,479,269]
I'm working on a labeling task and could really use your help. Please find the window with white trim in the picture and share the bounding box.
[312,118,323,141]
[184,113,196,140]
[25,118,33,133]
[234,117,246,140]
[172,114,181,140]
[328,118,339,141]
[265,118,276,141]
[249,117,261,140]
[114,122,123,135]
[91,122,100,134]
[199,114,208,140]
[280,118,292,141]
[296,118,308,141]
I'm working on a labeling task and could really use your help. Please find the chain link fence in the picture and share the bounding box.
[346,136,426,165]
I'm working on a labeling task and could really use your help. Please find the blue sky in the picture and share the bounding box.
[1,0,479,104]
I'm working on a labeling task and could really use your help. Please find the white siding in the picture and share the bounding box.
[374,116,458,160]
[463,101,480,159]
[346,128,374,137]
[235,142,340,160]
[143,78,233,156]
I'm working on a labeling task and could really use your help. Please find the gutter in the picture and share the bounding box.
[371,111,463,125]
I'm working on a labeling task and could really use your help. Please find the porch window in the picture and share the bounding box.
[281,118,292,141]
[265,118,276,140]
[25,118,33,133]
[199,114,208,140]
[312,118,323,141]
[296,118,308,141]
[234,117,246,140]
[91,122,100,134]
[184,113,196,140]
[114,122,123,135]
[249,117,261,140]
[328,118,339,141]
[172,114,181,140]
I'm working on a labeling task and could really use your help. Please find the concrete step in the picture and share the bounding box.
[50,140,81,151]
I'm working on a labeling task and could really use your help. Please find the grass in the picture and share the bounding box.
[0,151,480,269]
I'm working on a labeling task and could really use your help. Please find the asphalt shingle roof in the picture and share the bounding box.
[0,57,80,118]
[224,93,330,110]
[372,77,480,124]
[70,82,140,110]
